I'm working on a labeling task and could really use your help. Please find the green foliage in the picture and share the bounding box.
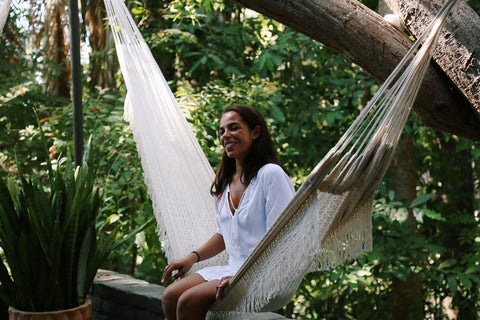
[0,134,103,311]
[466,0,480,13]
[34,90,164,283]
[290,192,479,319]
[0,122,154,311]
[359,0,379,10]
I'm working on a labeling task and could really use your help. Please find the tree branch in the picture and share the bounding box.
[234,0,480,141]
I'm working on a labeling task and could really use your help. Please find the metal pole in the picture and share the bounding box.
[69,0,83,166]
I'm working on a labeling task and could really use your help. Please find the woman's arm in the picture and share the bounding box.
[263,164,295,229]
[161,233,225,282]
[193,232,226,261]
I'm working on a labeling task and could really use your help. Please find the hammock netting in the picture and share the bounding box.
[0,0,12,33]
[104,0,230,273]
[104,0,457,317]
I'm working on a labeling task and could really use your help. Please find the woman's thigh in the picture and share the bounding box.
[163,273,207,301]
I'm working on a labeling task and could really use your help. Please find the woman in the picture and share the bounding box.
[161,104,295,320]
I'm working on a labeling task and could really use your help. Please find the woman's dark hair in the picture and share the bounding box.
[210,104,287,197]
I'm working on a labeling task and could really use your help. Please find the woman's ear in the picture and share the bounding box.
[252,126,261,139]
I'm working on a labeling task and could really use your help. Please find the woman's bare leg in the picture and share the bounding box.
[177,279,221,320]
[162,273,207,320]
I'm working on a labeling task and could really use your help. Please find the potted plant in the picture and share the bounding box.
[0,129,153,319]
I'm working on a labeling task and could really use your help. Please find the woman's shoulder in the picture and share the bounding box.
[257,163,289,179]
[256,163,294,195]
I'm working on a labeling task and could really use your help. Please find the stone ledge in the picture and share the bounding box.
[92,269,291,320]
[92,269,165,320]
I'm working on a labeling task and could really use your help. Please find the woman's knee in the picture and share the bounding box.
[176,285,216,319]
[162,284,181,312]
[176,290,198,311]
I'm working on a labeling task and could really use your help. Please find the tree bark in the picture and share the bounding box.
[44,0,70,98]
[384,0,480,121]
[233,0,480,141]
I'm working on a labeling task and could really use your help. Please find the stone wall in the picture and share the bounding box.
[91,270,291,320]
[92,270,165,320]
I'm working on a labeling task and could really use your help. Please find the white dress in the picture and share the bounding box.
[196,163,295,281]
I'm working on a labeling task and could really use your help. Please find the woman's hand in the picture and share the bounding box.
[161,233,225,284]
[161,253,197,283]
[215,276,233,301]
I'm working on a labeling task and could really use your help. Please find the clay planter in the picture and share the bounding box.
[8,299,92,320]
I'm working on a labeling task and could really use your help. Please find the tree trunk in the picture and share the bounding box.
[233,0,480,142]
[435,135,477,319]
[44,0,70,98]
[84,0,118,90]
[383,0,480,121]
[387,134,424,320]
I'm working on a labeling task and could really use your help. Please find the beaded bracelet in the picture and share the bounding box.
[192,250,202,262]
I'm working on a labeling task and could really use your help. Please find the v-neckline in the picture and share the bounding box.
[227,184,246,215]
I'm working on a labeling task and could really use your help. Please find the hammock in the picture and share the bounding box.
[0,0,12,33]
[104,0,457,316]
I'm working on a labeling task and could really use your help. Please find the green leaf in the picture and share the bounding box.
[439,259,457,269]
[423,244,444,254]
[391,266,409,282]
[388,190,395,201]
[458,273,472,289]
[410,193,431,207]
[421,209,446,222]
[468,274,480,285]
[325,112,342,126]
[131,7,143,16]
[270,105,285,122]
[472,147,480,160]
[447,275,458,294]
[465,265,480,274]
[189,55,208,74]
[77,226,93,303]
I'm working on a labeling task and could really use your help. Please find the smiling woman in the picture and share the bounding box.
[161,104,295,320]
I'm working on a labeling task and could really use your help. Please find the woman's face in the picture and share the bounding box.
[219,111,259,163]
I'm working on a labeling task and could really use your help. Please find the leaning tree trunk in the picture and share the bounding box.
[387,134,424,320]
[233,0,480,142]
[383,0,480,121]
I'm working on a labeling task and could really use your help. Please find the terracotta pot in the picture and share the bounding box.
[8,299,92,320]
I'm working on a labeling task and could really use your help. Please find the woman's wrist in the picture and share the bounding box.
[191,250,202,262]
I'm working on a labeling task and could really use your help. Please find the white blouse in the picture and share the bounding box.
[196,163,295,281]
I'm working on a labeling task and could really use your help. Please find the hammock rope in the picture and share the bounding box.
[104,0,457,316]
[0,0,12,33]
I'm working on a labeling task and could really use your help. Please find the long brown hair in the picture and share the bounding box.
[210,104,287,197]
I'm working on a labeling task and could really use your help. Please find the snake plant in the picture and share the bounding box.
[0,134,154,312]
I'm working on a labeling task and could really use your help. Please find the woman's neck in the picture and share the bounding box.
[235,159,244,179]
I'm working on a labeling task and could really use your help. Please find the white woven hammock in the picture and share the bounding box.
[104,0,457,317]
[0,0,12,33]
